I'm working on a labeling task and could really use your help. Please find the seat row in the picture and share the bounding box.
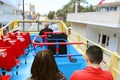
[0,31,31,80]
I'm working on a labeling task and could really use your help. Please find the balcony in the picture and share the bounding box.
[67,11,120,28]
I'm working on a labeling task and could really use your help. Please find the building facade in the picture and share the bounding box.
[95,2,120,12]
[0,0,22,24]
[67,2,120,54]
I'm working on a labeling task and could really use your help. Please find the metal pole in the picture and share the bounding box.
[75,2,78,13]
[23,0,25,31]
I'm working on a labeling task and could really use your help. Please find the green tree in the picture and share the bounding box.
[89,5,95,12]
[55,0,94,22]
[81,5,95,12]
[69,0,88,12]
[47,11,55,20]
[56,9,64,20]
[56,1,74,21]
[0,23,2,28]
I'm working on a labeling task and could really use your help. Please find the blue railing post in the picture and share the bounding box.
[56,42,59,56]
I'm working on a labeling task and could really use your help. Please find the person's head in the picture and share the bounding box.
[44,22,49,28]
[86,45,103,64]
[31,49,58,80]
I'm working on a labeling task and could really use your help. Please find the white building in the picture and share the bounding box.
[95,1,120,12]
[0,0,22,24]
[67,2,120,54]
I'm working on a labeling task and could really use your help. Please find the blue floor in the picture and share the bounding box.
[0,34,86,80]
[11,52,34,80]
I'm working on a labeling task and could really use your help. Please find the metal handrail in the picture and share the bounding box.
[0,20,120,80]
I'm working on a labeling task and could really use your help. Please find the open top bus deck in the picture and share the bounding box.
[0,20,120,80]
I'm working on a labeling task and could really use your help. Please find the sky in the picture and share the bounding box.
[23,0,119,14]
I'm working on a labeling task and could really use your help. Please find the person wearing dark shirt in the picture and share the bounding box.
[39,22,53,35]
[70,45,113,80]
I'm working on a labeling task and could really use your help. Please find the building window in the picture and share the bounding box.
[110,7,117,11]
[98,34,101,43]
[106,36,109,46]
[102,35,106,44]
[98,34,107,44]
[106,7,109,11]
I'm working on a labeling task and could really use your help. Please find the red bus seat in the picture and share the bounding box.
[1,75,11,80]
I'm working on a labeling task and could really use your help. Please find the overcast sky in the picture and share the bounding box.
[23,0,119,14]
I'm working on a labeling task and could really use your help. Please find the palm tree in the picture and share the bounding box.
[56,2,73,21]
[70,0,88,12]
[69,0,76,12]
[62,1,73,13]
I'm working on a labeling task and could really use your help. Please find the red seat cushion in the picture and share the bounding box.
[1,75,11,80]
[0,48,18,71]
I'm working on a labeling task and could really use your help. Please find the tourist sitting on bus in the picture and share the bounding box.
[39,22,53,35]
[51,22,59,32]
[70,45,113,80]
[27,49,66,80]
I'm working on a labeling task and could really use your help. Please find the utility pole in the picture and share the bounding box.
[23,0,25,31]
[75,2,78,13]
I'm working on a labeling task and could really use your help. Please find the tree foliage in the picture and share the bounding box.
[81,5,95,12]
[47,11,55,20]
[0,23,2,28]
[49,0,95,23]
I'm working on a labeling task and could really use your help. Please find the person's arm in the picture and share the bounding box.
[39,29,43,35]
[39,31,41,35]
[50,28,53,32]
